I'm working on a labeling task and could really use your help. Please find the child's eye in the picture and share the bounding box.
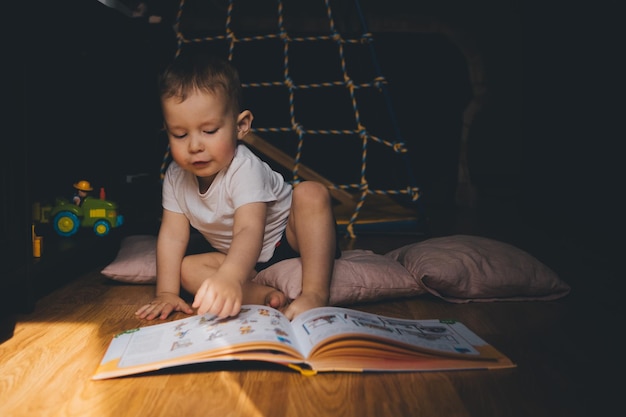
[203,129,218,135]
[171,133,187,139]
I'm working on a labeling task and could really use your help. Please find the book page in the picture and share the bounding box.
[290,307,483,359]
[113,305,302,369]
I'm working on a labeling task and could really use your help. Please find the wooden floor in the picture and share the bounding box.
[0,200,621,417]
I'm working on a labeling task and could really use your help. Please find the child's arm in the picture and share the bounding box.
[135,209,194,320]
[192,202,267,318]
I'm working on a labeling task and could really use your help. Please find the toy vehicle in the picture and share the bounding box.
[33,196,124,237]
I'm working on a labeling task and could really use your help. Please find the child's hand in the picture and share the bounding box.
[283,292,328,321]
[135,292,193,320]
[192,275,244,319]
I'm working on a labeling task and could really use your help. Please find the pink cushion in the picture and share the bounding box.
[101,234,571,305]
[101,238,423,306]
[253,250,425,305]
[101,235,157,284]
[384,235,571,303]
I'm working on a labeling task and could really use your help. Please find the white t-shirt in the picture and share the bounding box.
[162,144,292,262]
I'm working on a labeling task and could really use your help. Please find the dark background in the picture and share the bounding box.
[24,0,506,216]
[8,0,621,311]
[25,0,620,240]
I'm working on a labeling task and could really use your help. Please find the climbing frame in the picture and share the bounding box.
[164,0,421,237]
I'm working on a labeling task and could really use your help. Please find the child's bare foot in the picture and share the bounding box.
[242,282,288,309]
[265,289,288,310]
[282,292,326,320]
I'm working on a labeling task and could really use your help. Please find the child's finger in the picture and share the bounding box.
[177,302,194,315]
[192,282,208,309]
[159,304,174,320]
[216,298,239,319]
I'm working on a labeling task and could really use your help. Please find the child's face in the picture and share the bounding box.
[162,90,239,185]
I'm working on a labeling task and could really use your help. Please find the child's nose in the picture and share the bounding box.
[188,133,204,152]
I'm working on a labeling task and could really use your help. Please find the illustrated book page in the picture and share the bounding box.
[290,306,514,372]
[93,305,514,379]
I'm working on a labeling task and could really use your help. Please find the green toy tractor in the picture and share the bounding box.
[33,196,124,237]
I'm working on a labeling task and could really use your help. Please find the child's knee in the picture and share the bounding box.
[293,181,331,205]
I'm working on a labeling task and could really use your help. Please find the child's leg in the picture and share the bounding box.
[180,252,226,293]
[283,181,338,318]
[181,252,287,309]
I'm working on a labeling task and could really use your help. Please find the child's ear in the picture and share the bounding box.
[236,110,253,140]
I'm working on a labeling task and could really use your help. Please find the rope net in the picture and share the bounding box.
[162,0,420,238]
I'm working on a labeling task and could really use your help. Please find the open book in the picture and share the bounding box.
[93,305,515,380]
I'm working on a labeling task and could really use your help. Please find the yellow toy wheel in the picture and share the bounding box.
[53,211,80,237]
[93,219,111,237]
